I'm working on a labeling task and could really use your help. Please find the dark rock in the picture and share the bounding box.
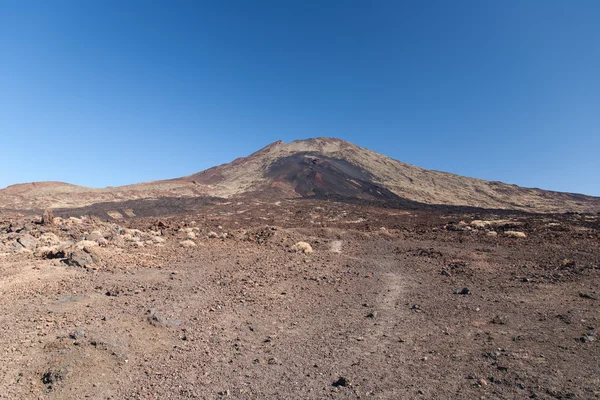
[9,224,23,233]
[333,376,349,387]
[580,334,596,343]
[105,288,120,297]
[366,311,377,319]
[156,220,169,229]
[39,248,66,260]
[42,368,66,386]
[579,292,598,300]
[454,288,471,295]
[67,250,94,268]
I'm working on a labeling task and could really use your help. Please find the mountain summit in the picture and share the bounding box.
[1,137,599,213]
[180,137,599,212]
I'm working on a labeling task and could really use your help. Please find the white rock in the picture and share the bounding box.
[291,241,313,254]
[505,231,526,238]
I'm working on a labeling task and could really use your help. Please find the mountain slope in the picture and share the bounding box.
[182,138,600,212]
[1,137,599,213]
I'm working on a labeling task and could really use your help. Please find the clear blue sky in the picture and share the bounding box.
[1,1,599,195]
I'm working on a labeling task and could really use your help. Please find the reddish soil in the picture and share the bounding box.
[0,199,599,399]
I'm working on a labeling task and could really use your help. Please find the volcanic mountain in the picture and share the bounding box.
[1,137,599,213]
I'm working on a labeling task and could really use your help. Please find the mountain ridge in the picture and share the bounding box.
[1,137,599,213]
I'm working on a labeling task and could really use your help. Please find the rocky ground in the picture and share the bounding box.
[0,199,599,399]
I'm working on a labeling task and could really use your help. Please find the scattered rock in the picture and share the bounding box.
[105,288,121,297]
[454,288,472,295]
[330,240,342,253]
[332,376,349,387]
[180,240,197,248]
[68,329,86,340]
[505,231,526,238]
[491,315,508,325]
[36,246,66,259]
[208,231,219,238]
[39,232,61,247]
[86,231,106,245]
[580,334,596,343]
[42,368,66,387]
[579,292,598,300]
[148,309,164,325]
[17,234,38,249]
[291,241,313,254]
[76,240,99,250]
[470,220,490,229]
[67,250,95,268]
[366,311,377,319]
[41,209,55,225]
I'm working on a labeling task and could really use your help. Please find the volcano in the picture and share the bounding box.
[1,137,599,214]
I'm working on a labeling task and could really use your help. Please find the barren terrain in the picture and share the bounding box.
[1,138,599,399]
[1,198,599,399]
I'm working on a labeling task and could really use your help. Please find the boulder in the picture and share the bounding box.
[67,250,94,268]
[39,232,61,247]
[291,241,313,254]
[86,231,107,246]
[17,234,38,249]
[470,220,490,229]
[505,231,527,238]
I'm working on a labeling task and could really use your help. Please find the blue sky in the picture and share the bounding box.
[1,1,599,195]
